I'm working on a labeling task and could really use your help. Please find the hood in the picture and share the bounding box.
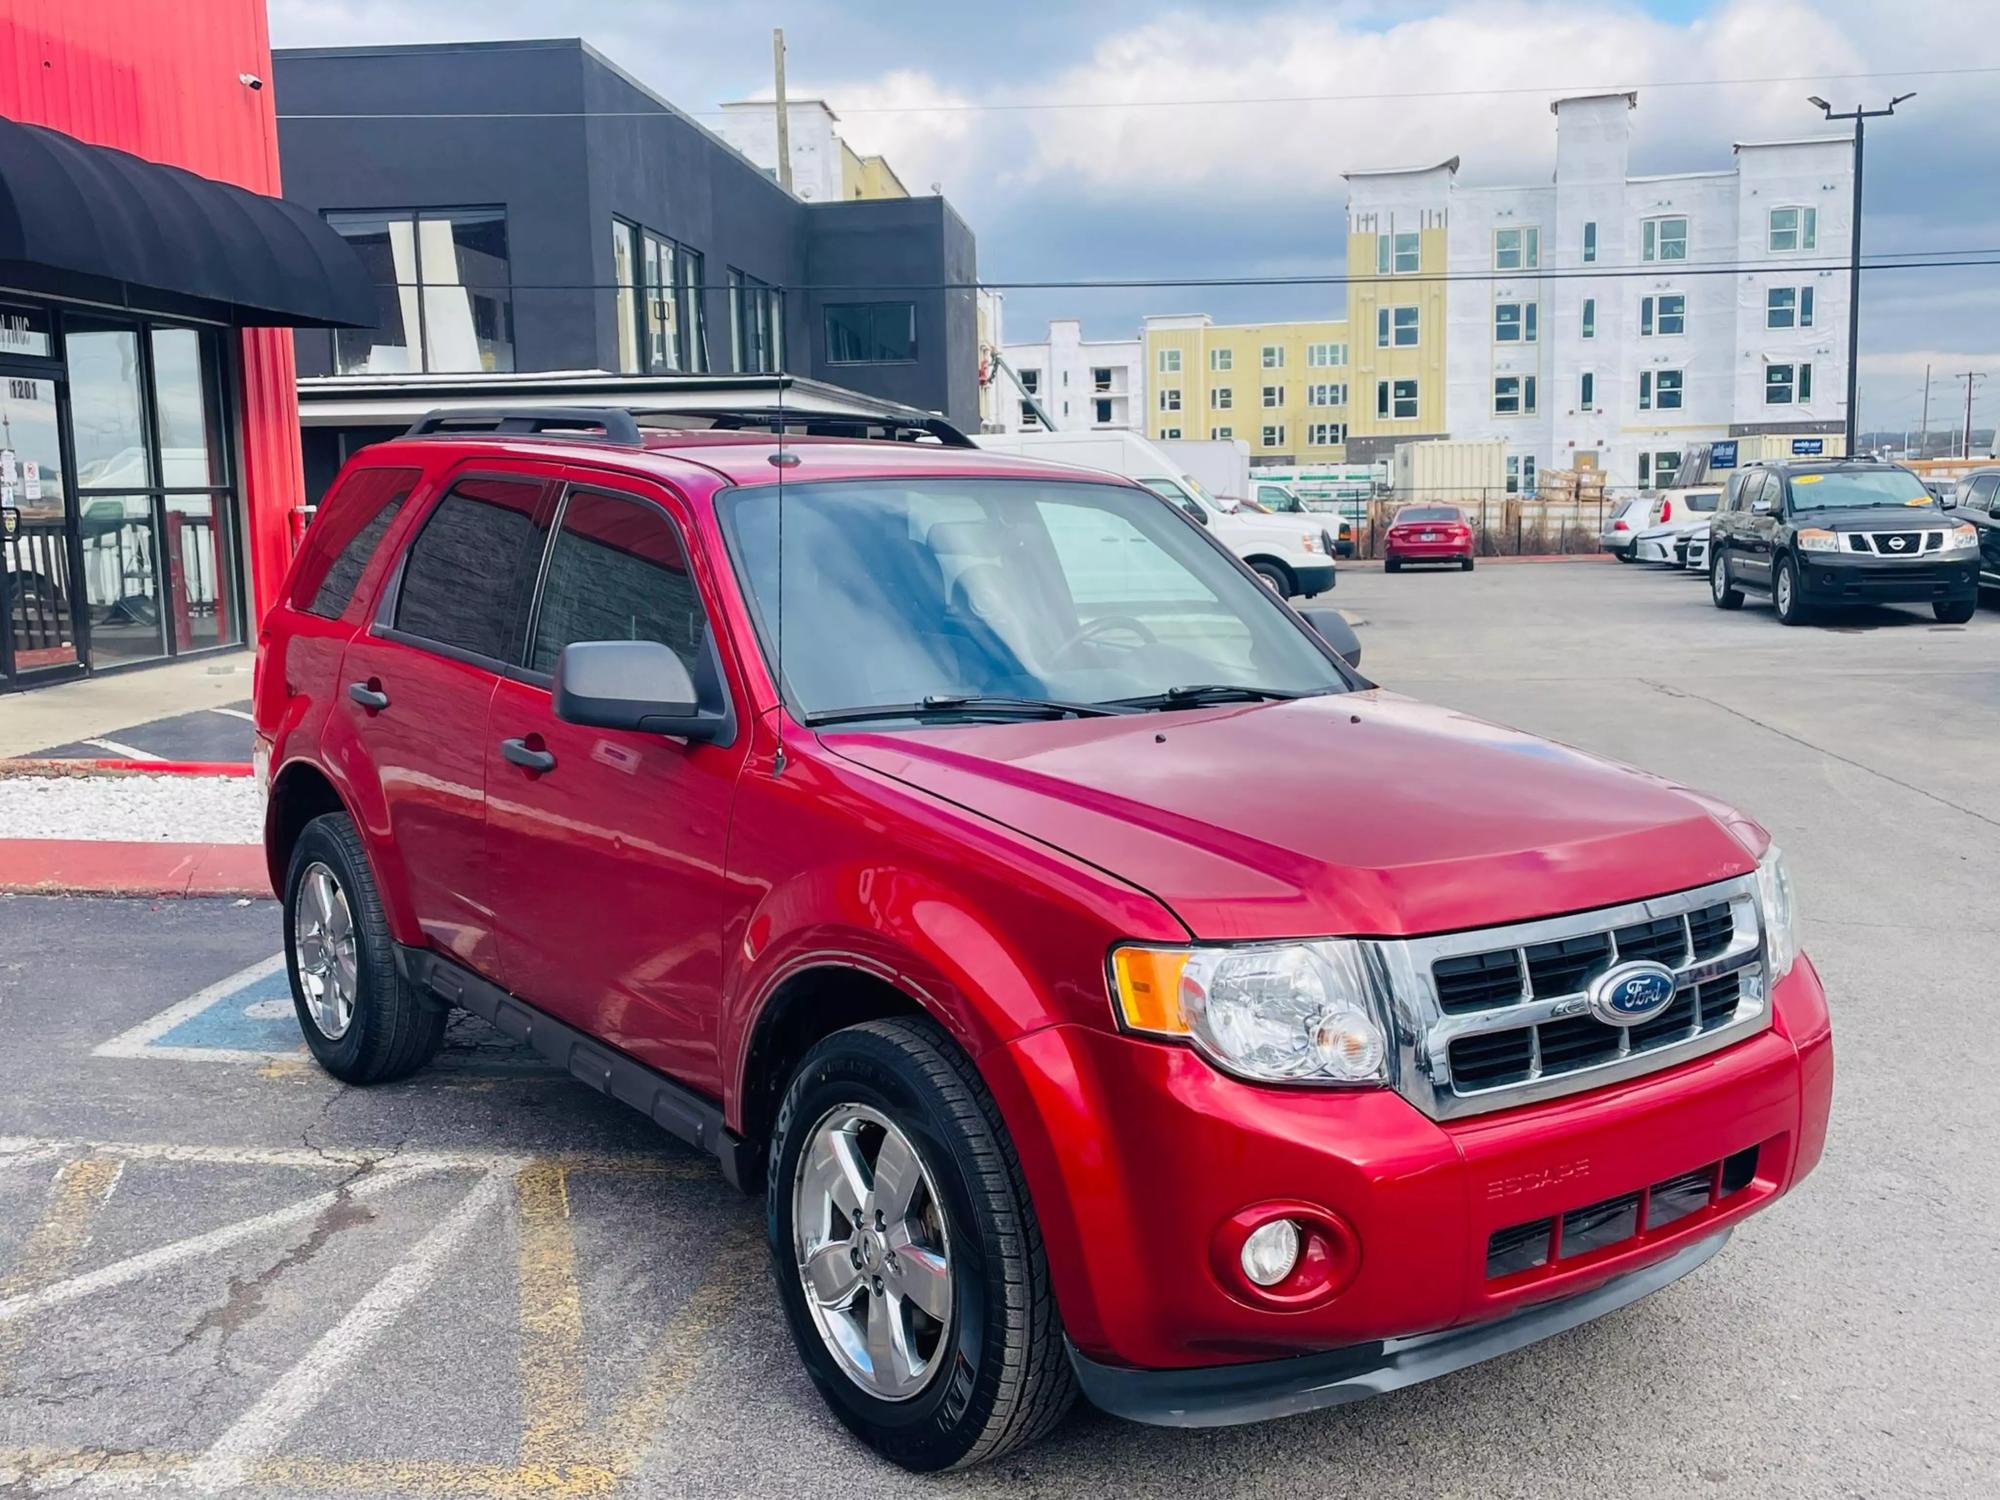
[823,692,1757,941]
[1803,504,1951,530]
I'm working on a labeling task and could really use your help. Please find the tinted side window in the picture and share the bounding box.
[529,489,707,676]
[1968,474,1999,511]
[394,477,544,660]
[292,467,421,619]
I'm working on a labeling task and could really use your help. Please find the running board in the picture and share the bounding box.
[396,945,756,1190]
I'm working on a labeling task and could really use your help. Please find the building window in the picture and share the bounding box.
[1579,370,1596,409]
[1092,366,1114,391]
[1582,221,1597,264]
[1494,302,1538,343]
[1261,385,1284,407]
[1376,378,1419,419]
[1639,368,1684,411]
[1213,387,1234,409]
[728,269,782,373]
[1766,286,1816,329]
[1506,455,1537,495]
[1161,427,1183,440]
[1582,297,1596,339]
[613,225,707,374]
[1307,342,1347,367]
[612,220,641,374]
[1377,306,1420,348]
[1019,368,1041,394]
[1211,425,1234,440]
[1766,362,1813,404]
[1094,399,1114,424]
[1017,402,1040,428]
[1493,375,1537,415]
[1641,216,1688,262]
[1375,230,1421,274]
[1262,345,1284,368]
[328,207,514,375]
[1159,388,1182,411]
[1307,382,1346,407]
[1210,348,1232,371]
[1493,225,1540,271]
[1159,348,1182,373]
[1308,422,1346,446]
[824,302,916,363]
[1640,293,1686,337]
[1261,424,1286,448]
[1640,450,1681,489]
[1768,206,1818,253]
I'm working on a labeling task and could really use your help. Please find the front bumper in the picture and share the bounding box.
[1071,1230,1729,1426]
[984,959,1831,1379]
[1799,549,1978,602]
[1292,560,1337,597]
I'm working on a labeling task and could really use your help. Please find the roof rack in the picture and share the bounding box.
[404,407,644,444]
[402,404,976,449]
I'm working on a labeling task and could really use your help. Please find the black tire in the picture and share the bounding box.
[1250,559,1292,595]
[1773,553,1811,626]
[283,812,446,1084]
[1384,558,1402,574]
[766,1017,1075,1472]
[1461,555,1475,571]
[1615,548,1637,564]
[1711,551,1745,610]
[1934,597,1977,624]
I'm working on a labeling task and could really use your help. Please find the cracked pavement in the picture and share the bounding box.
[0,562,1996,1497]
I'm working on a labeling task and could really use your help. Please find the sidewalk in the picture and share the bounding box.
[0,653,255,759]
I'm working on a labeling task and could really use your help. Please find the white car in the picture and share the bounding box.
[1632,487,1723,566]
[1683,522,1711,573]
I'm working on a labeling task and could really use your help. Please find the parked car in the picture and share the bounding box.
[1944,466,2000,597]
[1682,521,1711,574]
[1382,504,1475,572]
[1600,496,1660,562]
[1633,488,1723,566]
[1708,460,1981,624]
[972,429,1336,598]
[259,406,1832,1472]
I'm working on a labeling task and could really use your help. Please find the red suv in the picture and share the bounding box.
[257,407,1832,1472]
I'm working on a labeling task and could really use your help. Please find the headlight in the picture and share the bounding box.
[1111,942,1389,1085]
[1755,845,1796,981]
[1942,523,1979,553]
[1300,531,1322,554]
[1795,528,1839,552]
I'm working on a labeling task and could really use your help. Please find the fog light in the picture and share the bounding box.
[1240,1219,1301,1287]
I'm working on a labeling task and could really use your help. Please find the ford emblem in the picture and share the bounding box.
[1587,961,1678,1026]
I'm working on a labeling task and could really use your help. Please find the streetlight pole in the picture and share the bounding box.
[1807,91,1914,458]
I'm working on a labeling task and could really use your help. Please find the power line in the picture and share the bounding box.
[272,62,2000,120]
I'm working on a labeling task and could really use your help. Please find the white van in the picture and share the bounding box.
[970,429,1336,597]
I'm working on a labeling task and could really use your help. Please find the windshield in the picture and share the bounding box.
[1395,506,1462,523]
[1140,476,1194,505]
[1256,487,1306,513]
[719,478,1348,724]
[1788,468,1936,511]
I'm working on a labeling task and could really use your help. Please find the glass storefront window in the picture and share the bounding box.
[1,374,79,673]
[328,208,514,375]
[151,327,216,486]
[165,494,233,651]
[67,321,151,487]
[79,494,165,668]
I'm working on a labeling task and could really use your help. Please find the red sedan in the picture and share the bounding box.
[1383,504,1475,572]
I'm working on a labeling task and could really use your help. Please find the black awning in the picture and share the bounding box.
[0,117,374,328]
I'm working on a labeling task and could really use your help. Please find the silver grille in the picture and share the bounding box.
[1368,875,1771,1120]
[1844,529,1948,556]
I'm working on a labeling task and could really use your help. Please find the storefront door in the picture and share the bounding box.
[0,309,84,687]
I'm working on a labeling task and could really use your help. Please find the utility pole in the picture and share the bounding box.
[1952,371,1985,458]
[1807,91,1915,458]
[771,28,793,193]
[1920,364,1931,459]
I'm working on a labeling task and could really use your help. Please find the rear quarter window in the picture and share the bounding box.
[289,467,422,619]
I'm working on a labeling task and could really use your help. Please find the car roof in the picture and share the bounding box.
[359,431,1145,493]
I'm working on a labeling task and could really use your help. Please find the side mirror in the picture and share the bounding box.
[1297,607,1363,670]
[553,640,731,743]
[1750,497,1775,515]
[1181,499,1210,527]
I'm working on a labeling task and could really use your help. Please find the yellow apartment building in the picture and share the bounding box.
[1141,316,1354,463]
[1342,160,1454,458]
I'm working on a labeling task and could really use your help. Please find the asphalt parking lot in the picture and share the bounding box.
[2,559,1996,1498]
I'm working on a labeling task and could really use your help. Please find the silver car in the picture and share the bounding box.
[1601,496,1659,562]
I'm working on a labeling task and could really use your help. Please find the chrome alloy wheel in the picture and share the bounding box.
[294,861,358,1040]
[1712,554,1729,601]
[1776,560,1795,614]
[792,1103,954,1401]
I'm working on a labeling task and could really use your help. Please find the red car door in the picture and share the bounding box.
[481,472,751,1095]
[334,467,553,979]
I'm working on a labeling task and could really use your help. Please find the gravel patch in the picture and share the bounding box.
[0,773,262,844]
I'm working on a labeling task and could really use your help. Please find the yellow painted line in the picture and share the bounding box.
[516,1161,590,1474]
[0,1156,124,1371]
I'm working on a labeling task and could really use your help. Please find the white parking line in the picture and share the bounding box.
[90,955,289,1063]
[207,708,256,722]
[183,1169,513,1492]
[81,737,155,759]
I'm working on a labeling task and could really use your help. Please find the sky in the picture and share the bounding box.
[268,0,2000,437]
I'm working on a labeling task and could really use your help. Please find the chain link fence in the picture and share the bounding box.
[1317,488,1646,560]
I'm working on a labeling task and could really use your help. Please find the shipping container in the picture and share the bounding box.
[1391,439,1507,500]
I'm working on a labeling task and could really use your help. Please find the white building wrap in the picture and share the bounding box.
[997,319,1146,433]
[1439,93,1850,492]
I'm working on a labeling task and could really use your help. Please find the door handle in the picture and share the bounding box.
[347,680,390,711]
[499,737,557,774]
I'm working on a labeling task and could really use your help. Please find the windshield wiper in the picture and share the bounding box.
[1106,683,1315,711]
[805,693,1131,728]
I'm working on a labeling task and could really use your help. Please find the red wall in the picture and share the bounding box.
[0,0,305,622]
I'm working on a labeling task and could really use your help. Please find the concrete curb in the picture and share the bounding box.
[0,759,253,778]
[0,840,270,898]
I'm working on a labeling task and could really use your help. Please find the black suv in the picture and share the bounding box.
[1709,460,1980,625]
[1945,467,2000,597]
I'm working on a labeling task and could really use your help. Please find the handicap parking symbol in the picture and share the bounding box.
[93,955,306,1063]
